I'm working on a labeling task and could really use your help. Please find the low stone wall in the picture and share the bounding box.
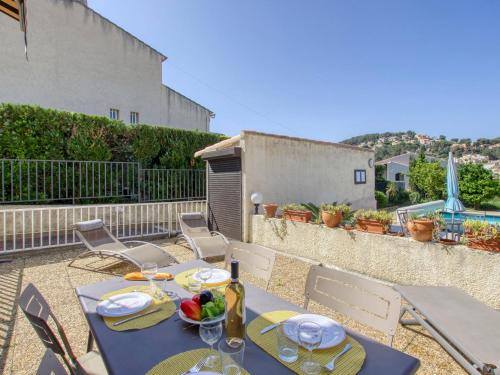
[250,215,500,309]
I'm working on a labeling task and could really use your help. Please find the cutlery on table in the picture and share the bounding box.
[180,356,209,375]
[324,343,352,371]
[260,320,286,334]
[112,307,161,326]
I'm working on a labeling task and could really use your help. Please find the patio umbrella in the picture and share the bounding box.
[444,151,465,212]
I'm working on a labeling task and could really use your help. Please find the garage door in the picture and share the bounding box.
[207,157,242,241]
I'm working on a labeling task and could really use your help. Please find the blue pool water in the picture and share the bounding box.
[441,211,500,225]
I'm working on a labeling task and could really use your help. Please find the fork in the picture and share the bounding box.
[180,356,209,375]
[324,343,352,371]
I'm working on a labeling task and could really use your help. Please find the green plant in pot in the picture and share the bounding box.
[320,203,351,228]
[463,220,500,252]
[354,209,393,234]
[281,203,312,223]
[406,211,444,242]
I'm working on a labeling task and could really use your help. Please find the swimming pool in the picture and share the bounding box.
[441,211,500,225]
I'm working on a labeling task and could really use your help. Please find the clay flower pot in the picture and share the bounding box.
[438,238,458,246]
[356,218,387,234]
[407,219,434,242]
[263,203,278,218]
[321,211,342,228]
[466,236,500,252]
[283,209,312,223]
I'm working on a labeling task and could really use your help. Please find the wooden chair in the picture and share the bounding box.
[304,265,401,346]
[37,349,68,375]
[19,283,107,375]
[224,241,276,291]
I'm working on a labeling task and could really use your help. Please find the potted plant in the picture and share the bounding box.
[406,211,444,242]
[262,203,278,218]
[355,209,393,234]
[463,220,500,252]
[281,203,312,223]
[320,203,351,228]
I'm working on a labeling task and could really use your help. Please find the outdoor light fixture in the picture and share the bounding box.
[250,192,263,215]
[368,158,374,168]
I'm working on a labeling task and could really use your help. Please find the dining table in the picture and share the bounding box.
[75,259,420,375]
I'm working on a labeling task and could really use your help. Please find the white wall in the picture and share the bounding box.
[0,0,211,131]
[241,131,376,240]
[161,86,211,132]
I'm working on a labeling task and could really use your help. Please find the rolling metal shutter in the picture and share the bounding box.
[207,157,242,241]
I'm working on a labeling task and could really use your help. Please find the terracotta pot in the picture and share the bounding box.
[466,236,500,252]
[283,209,312,223]
[356,218,387,234]
[342,224,355,231]
[263,203,278,218]
[387,231,404,237]
[438,238,458,246]
[407,219,434,242]
[321,211,342,228]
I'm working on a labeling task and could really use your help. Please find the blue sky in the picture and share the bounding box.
[88,0,500,141]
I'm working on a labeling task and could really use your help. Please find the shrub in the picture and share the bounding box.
[281,203,308,211]
[320,203,351,216]
[354,209,393,224]
[458,163,499,209]
[0,103,226,168]
[375,191,388,208]
[409,191,421,204]
[464,220,500,241]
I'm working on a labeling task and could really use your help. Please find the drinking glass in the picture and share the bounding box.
[218,337,245,375]
[141,262,157,296]
[187,270,202,293]
[276,322,298,363]
[199,318,223,368]
[198,267,213,286]
[297,321,323,375]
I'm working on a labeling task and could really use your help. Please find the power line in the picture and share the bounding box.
[168,62,294,132]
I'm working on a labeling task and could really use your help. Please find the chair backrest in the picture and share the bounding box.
[225,242,276,288]
[304,265,401,346]
[396,209,409,235]
[19,284,76,369]
[178,212,211,238]
[37,349,69,375]
[74,219,126,252]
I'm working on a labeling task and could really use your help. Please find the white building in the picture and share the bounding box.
[0,0,214,131]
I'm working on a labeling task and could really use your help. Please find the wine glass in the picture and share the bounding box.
[198,267,213,287]
[199,317,223,368]
[141,262,158,296]
[297,321,323,375]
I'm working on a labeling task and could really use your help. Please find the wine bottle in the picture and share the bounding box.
[225,260,246,340]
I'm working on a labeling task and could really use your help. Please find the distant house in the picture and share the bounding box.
[0,0,214,131]
[376,152,445,190]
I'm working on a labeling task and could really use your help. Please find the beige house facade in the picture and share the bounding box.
[0,0,213,131]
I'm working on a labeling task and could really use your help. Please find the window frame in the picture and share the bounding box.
[109,108,120,120]
[130,111,139,125]
[354,169,367,185]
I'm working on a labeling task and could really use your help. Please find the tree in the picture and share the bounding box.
[458,163,500,209]
[408,159,446,200]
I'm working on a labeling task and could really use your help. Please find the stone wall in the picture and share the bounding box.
[250,215,500,309]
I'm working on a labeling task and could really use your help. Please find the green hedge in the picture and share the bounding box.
[0,103,226,168]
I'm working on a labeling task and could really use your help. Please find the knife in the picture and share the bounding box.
[112,307,161,326]
[260,320,284,334]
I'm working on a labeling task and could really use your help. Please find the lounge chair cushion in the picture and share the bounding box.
[75,219,104,232]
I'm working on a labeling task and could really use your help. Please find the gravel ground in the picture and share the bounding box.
[0,238,465,375]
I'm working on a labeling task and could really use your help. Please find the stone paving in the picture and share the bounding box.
[0,238,465,375]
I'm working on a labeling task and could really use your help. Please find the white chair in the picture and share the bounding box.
[304,265,401,346]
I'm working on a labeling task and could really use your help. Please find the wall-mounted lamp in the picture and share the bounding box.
[250,192,263,215]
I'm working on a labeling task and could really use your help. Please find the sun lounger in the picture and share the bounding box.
[177,212,229,259]
[395,285,499,375]
[70,219,178,270]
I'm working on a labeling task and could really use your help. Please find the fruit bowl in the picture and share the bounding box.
[178,309,225,325]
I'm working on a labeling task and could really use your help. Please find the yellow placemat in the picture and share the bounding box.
[174,268,230,292]
[146,348,251,375]
[247,310,366,374]
[100,286,176,331]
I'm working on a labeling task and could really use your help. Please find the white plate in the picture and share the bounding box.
[96,292,152,317]
[193,269,231,285]
[196,372,220,375]
[178,309,225,325]
[284,314,346,349]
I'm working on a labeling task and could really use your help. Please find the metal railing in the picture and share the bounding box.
[140,169,206,202]
[0,200,207,253]
[0,159,206,204]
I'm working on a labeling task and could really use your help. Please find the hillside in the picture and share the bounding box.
[341,131,500,167]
